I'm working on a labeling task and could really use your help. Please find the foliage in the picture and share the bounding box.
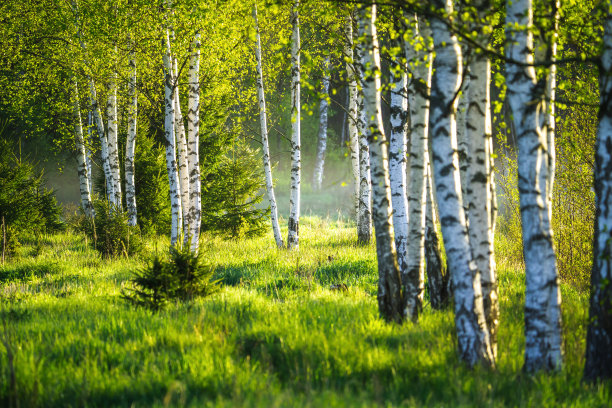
[80,198,142,258]
[201,136,268,239]
[122,245,219,311]
[0,142,63,256]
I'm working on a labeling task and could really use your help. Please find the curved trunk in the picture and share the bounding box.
[506,0,562,372]
[585,4,612,381]
[287,0,301,249]
[253,5,284,249]
[359,4,403,323]
[125,55,138,227]
[71,79,94,219]
[429,0,493,368]
[188,33,202,252]
[312,56,330,191]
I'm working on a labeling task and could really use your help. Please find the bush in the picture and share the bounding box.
[81,198,142,258]
[122,245,219,310]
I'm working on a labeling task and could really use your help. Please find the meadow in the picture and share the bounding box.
[0,200,609,407]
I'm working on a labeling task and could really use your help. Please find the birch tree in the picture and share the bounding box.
[404,14,433,321]
[287,0,301,250]
[187,33,202,252]
[312,56,331,191]
[429,0,493,367]
[125,53,138,226]
[464,0,499,358]
[106,69,122,209]
[345,13,361,217]
[505,0,562,372]
[253,5,284,249]
[360,4,403,323]
[584,2,612,381]
[71,78,94,219]
[173,58,191,244]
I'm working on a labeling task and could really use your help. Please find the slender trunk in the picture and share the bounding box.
[254,5,284,249]
[360,4,403,323]
[312,56,331,191]
[425,159,448,309]
[457,67,470,220]
[404,14,432,321]
[345,13,361,216]
[88,81,114,202]
[355,19,372,244]
[584,3,612,381]
[287,0,301,249]
[125,54,138,227]
[163,30,182,246]
[188,33,202,253]
[86,110,94,196]
[429,0,494,367]
[388,22,411,319]
[464,0,499,358]
[106,70,122,209]
[506,0,562,372]
[173,59,191,245]
[71,78,94,219]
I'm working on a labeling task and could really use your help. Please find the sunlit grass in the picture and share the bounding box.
[0,215,607,407]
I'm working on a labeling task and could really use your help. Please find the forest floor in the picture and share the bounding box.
[0,215,609,407]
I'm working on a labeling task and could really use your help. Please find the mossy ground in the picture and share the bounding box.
[0,211,608,407]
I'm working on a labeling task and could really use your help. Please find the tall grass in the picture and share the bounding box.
[0,217,607,407]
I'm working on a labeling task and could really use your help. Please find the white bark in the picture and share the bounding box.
[457,71,470,220]
[345,13,361,216]
[464,0,498,358]
[71,78,94,219]
[125,55,138,227]
[404,15,432,321]
[106,71,122,209]
[506,0,562,372]
[429,0,493,367]
[254,5,284,249]
[88,80,114,202]
[163,30,182,246]
[312,56,331,191]
[360,4,403,323]
[585,3,612,381]
[173,58,191,245]
[287,0,301,249]
[86,110,94,196]
[187,33,202,253]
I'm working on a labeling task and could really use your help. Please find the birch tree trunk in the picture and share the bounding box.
[106,71,122,209]
[429,0,494,367]
[287,0,301,250]
[88,81,114,203]
[506,0,562,372]
[584,3,612,381]
[71,79,94,219]
[388,25,411,320]
[125,54,138,227]
[312,56,330,191]
[173,59,191,245]
[86,110,94,195]
[355,22,372,244]
[457,69,470,220]
[254,5,284,249]
[163,30,182,246]
[425,159,448,309]
[404,14,432,321]
[359,4,403,323]
[187,33,202,253]
[345,13,361,217]
[464,0,499,358]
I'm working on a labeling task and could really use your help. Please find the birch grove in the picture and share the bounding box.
[505,0,562,372]
[429,0,494,367]
[253,5,284,249]
[360,4,403,323]
[287,0,301,250]
[584,2,612,381]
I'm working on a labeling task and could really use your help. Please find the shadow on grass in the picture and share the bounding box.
[0,261,61,283]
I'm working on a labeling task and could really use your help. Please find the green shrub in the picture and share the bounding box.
[122,245,219,310]
[81,198,142,258]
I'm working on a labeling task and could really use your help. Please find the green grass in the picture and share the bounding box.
[0,216,609,407]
